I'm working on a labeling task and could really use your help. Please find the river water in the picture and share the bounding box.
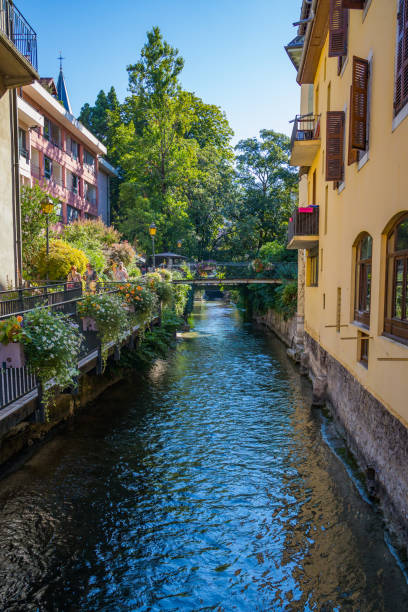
[0,301,407,611]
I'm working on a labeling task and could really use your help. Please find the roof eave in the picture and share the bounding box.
[297,0,330,85]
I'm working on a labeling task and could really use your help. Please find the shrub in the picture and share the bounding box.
[61,218,121,248]
[259,241,296,263]
[107,241,136,267]
[272,281,298,320]
[158,269,172,282]
[36,240,88,280]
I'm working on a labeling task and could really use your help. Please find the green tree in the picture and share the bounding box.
[225,130,298,257]
[20,184,59,279]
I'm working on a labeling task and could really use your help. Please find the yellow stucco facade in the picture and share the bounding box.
[290,1,408,424]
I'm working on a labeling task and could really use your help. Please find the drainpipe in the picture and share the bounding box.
[10,88,22,287]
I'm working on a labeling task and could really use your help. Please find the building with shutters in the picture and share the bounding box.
[286,0,408,535]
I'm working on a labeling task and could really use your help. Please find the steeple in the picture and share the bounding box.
[56,52,72,114]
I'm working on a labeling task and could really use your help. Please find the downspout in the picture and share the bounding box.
[11,87,22,286]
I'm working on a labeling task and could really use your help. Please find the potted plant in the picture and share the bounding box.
[0,315,26,368]
[118,282,158,318]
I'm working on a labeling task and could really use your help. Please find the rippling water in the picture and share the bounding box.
[0,301,407,611]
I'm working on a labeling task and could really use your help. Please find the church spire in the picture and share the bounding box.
[56,52,72,114]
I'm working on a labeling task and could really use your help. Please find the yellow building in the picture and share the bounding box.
[286,0,408,534]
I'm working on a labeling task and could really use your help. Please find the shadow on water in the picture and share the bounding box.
[0,301,407,611]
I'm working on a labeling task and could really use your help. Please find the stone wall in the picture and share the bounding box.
[255,309,297,348]
[304,332,408,544]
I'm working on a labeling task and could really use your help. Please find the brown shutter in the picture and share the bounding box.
[342,0,364,8]
[329,0,349,57]
[326,111,345,181]
[348,87,358,165]
[394,0,408,114]
[350,56,369,150]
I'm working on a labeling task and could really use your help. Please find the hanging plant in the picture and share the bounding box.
[77,293,130,369]
[22,308,83,415]
[117,283,158,318]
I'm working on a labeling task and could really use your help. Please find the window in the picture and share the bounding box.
[44,156,52,180]
[384,215,408,343]
[359,332,369,367]
[67,205,80,223]
[308,248,319,287]
[83,150,95,171]
[68,172,79,194]
[85,181,96,205]
[326,111,345,181]
[354,233,372,328]
[394,0,408,115]
[43,117,60,147]
[329,0,348,58]
[348,56,370,166]
[55,202,63,221]
[18,128,28,161]
[66,136,79,160]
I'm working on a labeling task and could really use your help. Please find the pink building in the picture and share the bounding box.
[17,67,108,224]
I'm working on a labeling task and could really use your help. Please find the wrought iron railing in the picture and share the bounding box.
[288,206,319,244]
[0,280,157,411]
[290,114,321,151]
[0,0,38,71]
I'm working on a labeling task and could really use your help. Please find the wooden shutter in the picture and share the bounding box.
[348,87,358,165]
[342,0,364,8]
[326,111,345,181]
[394,0,408,115]
[350,56,369,150]
[329,0,349,57]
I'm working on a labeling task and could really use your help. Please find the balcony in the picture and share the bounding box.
[289,114,321,167]
[287,206,319,250]
[0,0,38,88]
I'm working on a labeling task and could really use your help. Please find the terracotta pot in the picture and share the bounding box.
[82,317,98,332]
[0,342,25,368]
[125,304,135,313]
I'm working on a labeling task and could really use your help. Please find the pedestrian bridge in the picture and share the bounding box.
[172,278,282,286]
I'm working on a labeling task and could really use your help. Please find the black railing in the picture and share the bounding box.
[288,207,319,244]
[19,146,29,162]
[290,114,321,151]
[0,0,38,71]
[0,280,157,411]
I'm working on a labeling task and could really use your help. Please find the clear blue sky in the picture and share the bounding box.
[18,0,300,144]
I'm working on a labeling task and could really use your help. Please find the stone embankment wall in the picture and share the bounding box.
[303,332,408,544]
[255,309,297,347]
[0,370,122,472]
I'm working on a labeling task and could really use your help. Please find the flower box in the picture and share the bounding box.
[124,304,135,313]
[82,317,98,332]
[0,342,25,368]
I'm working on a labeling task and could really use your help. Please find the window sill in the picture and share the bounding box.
[382,332,408,349]
[339,55,349,78]
[351,320,370,332]
[357,150,369,171]
[338,181,346,194]
[392,103,408,132]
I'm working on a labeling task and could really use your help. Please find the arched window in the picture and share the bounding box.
[384,215,408,343]
[354,233,372,327]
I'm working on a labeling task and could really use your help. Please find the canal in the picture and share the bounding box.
[0,301,407,610]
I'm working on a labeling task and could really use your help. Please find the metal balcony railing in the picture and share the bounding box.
[19,146,29,162]
[288,206,319,244]
[0,0,38,71]
[290,114,321,151]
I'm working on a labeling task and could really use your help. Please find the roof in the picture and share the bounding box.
[57,68,72,113]
[39,77,57,97]
[24,81,107,155]
[98,156,118,177]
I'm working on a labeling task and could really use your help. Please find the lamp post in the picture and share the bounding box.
[149,223,157,270]
[41,196,54,281]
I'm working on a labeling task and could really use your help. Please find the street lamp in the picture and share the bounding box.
[177,239,182,250]
[41,196,54,280]
[149,223,157,270]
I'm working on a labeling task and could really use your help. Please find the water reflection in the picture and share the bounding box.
[0,301,407,610]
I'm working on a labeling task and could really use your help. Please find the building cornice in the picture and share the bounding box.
[297,0,330,85]
[23,81,107,155]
